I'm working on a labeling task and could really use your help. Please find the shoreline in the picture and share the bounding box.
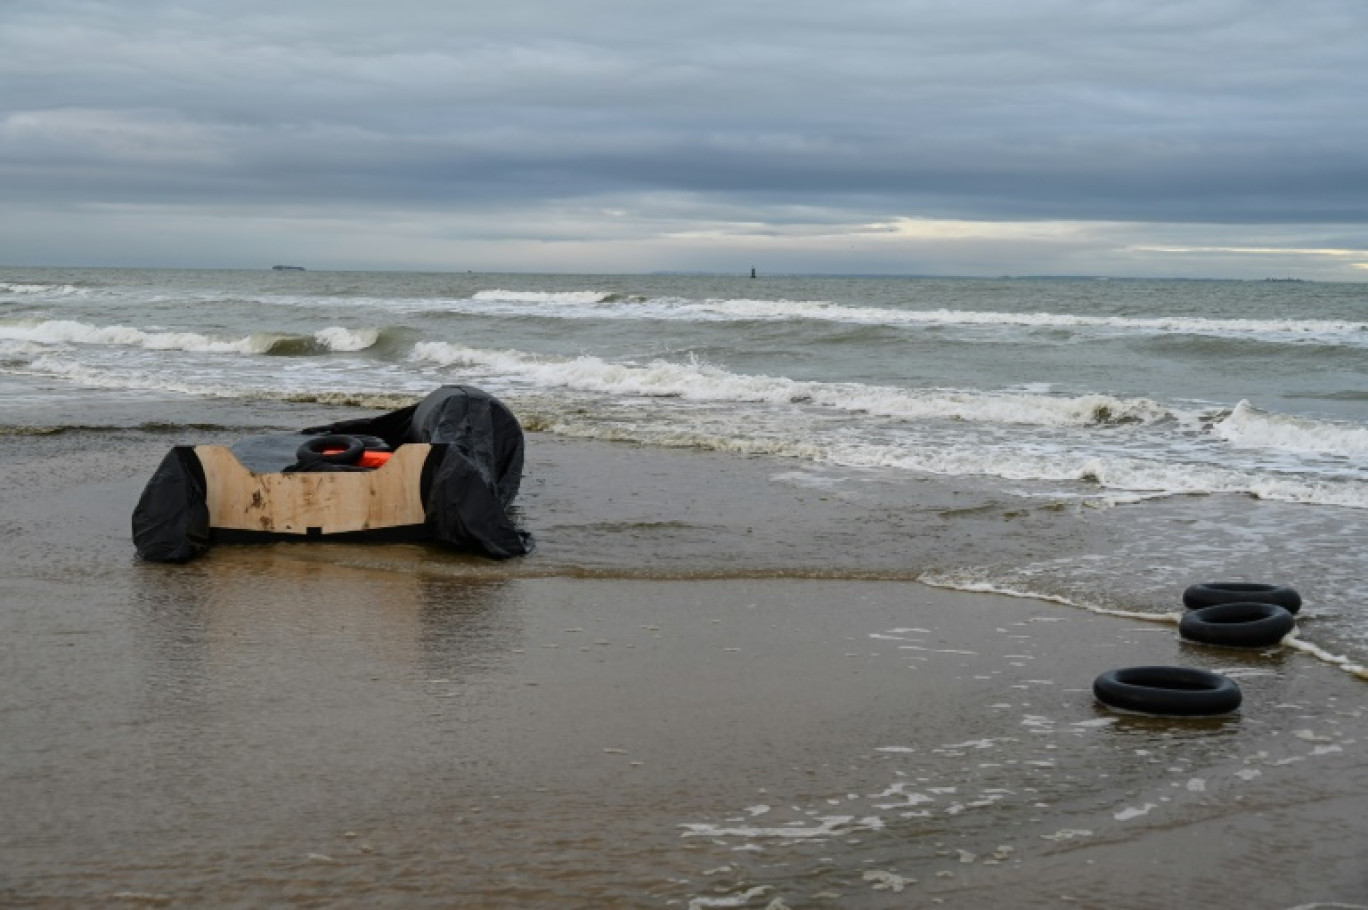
[1,417,1366,906]
[918,577,1368,684]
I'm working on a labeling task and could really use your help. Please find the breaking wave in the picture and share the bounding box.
[820,442,1368,509]
[409,341,1170,428]
[237,288,1368,347]
[471,289,616,305]
[1213,400,1368,459]
[424,291,1368,344]
[260,327,381,356]
[518,408,1368,510]
[722,304,1368,341]
[0,282,86,297]
[11,342,1366,509]
[0,319,383,356]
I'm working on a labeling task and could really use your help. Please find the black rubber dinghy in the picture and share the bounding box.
[132,385,534,562]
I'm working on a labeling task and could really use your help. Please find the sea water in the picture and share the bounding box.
[2,267,1366,669]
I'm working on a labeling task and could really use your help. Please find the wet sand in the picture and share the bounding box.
[1,420,1366,908]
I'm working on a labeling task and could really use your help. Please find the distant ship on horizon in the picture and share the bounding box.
[271,264,305,271]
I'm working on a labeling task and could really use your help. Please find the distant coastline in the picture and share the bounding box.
[271,265,305,271]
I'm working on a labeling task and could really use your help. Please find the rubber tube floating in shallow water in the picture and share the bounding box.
[1179,602,1295,649]
[1093,666,1242,717]
[1182,582,1301,614]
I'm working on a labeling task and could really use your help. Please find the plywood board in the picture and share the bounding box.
[195,444,430,535]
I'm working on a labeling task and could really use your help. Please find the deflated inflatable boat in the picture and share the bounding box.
[132,386,534,561]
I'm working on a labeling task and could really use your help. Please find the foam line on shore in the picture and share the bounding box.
[1284,631,1368,681]
[917,576,1180,623]
[921,576,1368,683]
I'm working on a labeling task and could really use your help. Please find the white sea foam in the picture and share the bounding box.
[1215,400,1368,458]
[679,816,882,839]
[679,299,1368,340]
[376,341,1368,504]
[823,442,1368,508]
[0,318,255,353]
[472,289,615,305]
[889,308,1363,341]
[264,288,1368,347]
[314,326,380,352]
[685,886,771,909]
[438,291,1368,344]
[0,339,51,358]
[24,357,246,398]
[18,355,431,406]
[1114,803,1158,821]
[915,576,1180,623]
[18,327,1363,508]
[0,282,84,296]
[1283,630,1368,681]
[0,318,380,357]
[530,405,1368,507]
[409,341,1170,427]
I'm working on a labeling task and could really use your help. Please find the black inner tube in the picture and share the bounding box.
[296,434,365,465]
[1093,665,1242,716]
[1182,582,1301,614]
[349,435,393,452]
[1179,602,1295,648]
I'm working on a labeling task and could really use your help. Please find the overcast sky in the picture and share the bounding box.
[2,0,1366,278]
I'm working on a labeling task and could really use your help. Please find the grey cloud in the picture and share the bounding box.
[2,0,1367,272]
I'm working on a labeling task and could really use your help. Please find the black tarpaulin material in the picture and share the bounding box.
[306,385,532,558]
[131,386,533,561]
[131,447,211,562]
[414,385,530,557]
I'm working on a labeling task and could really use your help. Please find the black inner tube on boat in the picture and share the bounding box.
[1182,582,1301,614]
[349,435,393,452]
[1093,666,1242,716]
[296,434,365,465]
[1179,602,1295,649]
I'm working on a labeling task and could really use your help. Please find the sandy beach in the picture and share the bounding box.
[2,419,1366,908]
[6,0,1368,901]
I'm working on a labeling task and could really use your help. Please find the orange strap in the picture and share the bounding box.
[321,448,394,469]
[358,450,392,468]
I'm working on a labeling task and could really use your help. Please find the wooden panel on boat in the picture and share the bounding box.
[195,444,430,535]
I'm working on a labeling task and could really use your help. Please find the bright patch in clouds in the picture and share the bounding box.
[876,218,1091,242]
